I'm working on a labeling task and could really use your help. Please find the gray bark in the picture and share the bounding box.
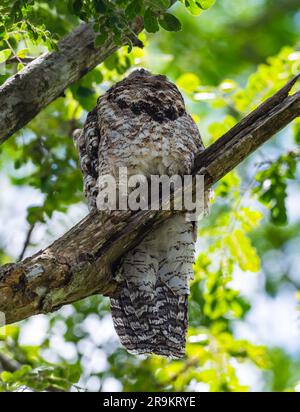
[0,76,299,325]
[0,19,143,145]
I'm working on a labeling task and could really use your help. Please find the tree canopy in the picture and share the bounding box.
[0,0,300,392]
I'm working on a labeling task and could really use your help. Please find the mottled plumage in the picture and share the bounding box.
[74,69,205,358]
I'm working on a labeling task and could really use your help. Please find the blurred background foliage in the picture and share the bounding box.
[0,0,300,392]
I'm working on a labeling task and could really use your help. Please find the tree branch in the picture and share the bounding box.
[0,19,143,146]
[0,76,300,325]
[6,56,36,65]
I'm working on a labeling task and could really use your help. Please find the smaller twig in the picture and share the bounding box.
[5,40,23,66]
[18,224,35,262]
[0,353,19,372]
[7,57,36,65]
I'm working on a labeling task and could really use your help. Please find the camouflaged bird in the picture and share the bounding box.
[74,69,205,358]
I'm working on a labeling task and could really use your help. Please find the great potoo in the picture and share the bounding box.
[74,69,205,358]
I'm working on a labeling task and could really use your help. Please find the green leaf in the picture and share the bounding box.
[197,0,216,10]
[225,230,260,272]
[71,85,97,111]
[253,152,297,226]
[104,53,119,70]
[14,365,32,379]
[0,74,10,86]
[177,72,201,92]
[17,48,29,58]
[1,371,12,383]
[95,31,108,46]
[239,207,262,231]
[72,0,83,13]
[76,86,94,98]
[159,13,182,32]
[144,9,159,33]
[27,206,45,224]
[125,0,144,20]
[150,0,171,9]
[183,0,215,15]
[0,25,8,41]
[0,49,11,64]
[93,0,107,13]
[293,118,300,145]
[17,62,24,71]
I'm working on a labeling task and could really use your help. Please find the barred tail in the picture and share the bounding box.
[110,214,195,358]
[110,279,188,358]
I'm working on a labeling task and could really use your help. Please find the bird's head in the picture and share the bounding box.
[126,68,168,83]
[127,68,152,79]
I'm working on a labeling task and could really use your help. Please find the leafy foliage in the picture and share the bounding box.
[0,324,82,392]
[0,0,215,63]
[254,152,299,225]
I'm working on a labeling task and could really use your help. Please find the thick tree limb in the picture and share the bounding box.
[0,76,300,325]
[0,20,143,146]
